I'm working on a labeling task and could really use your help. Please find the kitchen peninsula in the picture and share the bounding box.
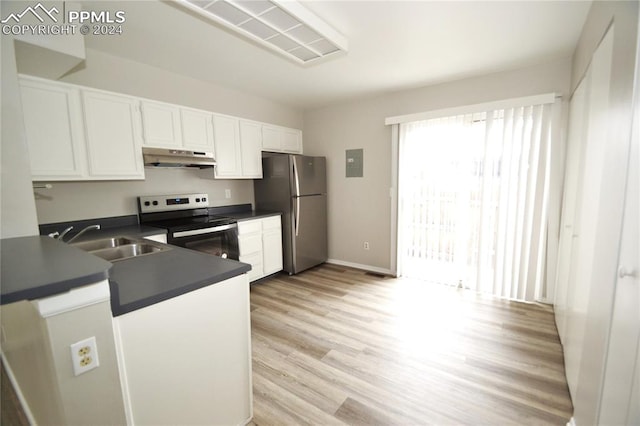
[0,234,253,425]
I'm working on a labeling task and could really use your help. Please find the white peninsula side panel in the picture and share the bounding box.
[113,274,252,425]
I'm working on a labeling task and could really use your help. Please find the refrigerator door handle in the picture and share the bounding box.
[292,155,301,197]
[295,197,300,236]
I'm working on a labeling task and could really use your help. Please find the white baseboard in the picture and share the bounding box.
[326,259,393,276]
[1,352,37,425]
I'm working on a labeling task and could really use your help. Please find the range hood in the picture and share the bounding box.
[142,147,216,168]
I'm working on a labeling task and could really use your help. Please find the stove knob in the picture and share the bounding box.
[152,201,158,206]
[202,197,207,202]
[196,198,201,202]
[144,201,150,206]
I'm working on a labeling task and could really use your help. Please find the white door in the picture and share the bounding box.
[262,217,283,275]
[281,129,302,153]
[181,108,214,152]
[140,101,182,148]
[261,125,280,151]
[82,90,144,179]
[239,120,262,178]
[20,78,87,179]
[213,115,241,178]
[554,74,589,346]
[598,25,640,423]
[140,100,182,148]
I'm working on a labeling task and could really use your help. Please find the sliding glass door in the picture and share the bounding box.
[397,101,556,302]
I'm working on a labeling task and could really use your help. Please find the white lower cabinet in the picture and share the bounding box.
[238,216,283,282]
[113,274,252,425]
[262,216,284,275]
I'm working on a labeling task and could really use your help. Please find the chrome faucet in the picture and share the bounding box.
[66,224,101,243]
[57,226,74,241]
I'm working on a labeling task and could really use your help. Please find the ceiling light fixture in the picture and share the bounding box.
[174,0,348,65]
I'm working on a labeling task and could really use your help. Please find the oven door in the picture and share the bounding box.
[169,224,239,260]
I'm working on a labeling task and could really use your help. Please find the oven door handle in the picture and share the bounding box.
[173,223,237,238]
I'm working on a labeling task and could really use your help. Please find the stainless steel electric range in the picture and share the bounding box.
[138,193,239,260]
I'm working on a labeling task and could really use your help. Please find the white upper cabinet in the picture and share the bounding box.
[140,101,182,149]
[213,117,264,179]
[213,115,242,178]
[181,108,214,152]
[281,128,302,152]
[262,124,303,154]
[82,90,145,180]
[19,77,87,180]
[18,76,300,182]
[239,120,263,178]
[141,101,215,153]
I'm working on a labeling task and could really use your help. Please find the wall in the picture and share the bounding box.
[28,48,303,224]
[0,34,39,238]
[1,293,126,424]
[303,57,572,272]
[557,1,639,425]
[35,169,253,224]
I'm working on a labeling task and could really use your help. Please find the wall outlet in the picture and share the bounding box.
[70,336,99,376]
[364,241,370,250]
[225,189,231,199]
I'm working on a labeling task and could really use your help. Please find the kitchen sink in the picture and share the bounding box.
[72,237,171,262]
[71,236,137,252]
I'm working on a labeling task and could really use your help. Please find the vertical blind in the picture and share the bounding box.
[399,102,555,302]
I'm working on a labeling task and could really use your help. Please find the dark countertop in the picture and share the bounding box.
[0,236,112,305]
[224,210,282,222]
[3,226,251,316]
[68,224,166,243]
[108,245,250,316]
[205,204,282,222]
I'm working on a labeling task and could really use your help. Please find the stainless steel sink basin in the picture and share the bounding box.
[72,237,171,262]
[72,237,137,252]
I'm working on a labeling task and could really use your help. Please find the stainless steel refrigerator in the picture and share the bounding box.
[254,153,327,275]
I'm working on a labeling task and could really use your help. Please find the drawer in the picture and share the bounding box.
[262,216,281,230]
[238,234,262,255]
[238,219,262,235]
[240,252,263,281]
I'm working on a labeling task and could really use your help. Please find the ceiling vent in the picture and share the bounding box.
[175,0,348,65]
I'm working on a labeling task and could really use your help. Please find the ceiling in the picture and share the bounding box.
[83,1,591,110]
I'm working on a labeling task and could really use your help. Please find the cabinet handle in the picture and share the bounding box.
[618,266,638,279]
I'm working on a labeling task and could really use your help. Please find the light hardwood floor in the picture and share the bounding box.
[1,264,572,425]
[249,264,573,425]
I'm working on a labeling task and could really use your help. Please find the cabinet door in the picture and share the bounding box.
[262,125,281,151]
[263,229,283,275]
[281,129,302,153]
[82,91,144,179]
[213,115,242,178]
[262,216,283,275]
[239,121,263,178]
[20,78,87,179]
[262,125,303,154]
[141,100,182,148]
[181,108,214,152]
